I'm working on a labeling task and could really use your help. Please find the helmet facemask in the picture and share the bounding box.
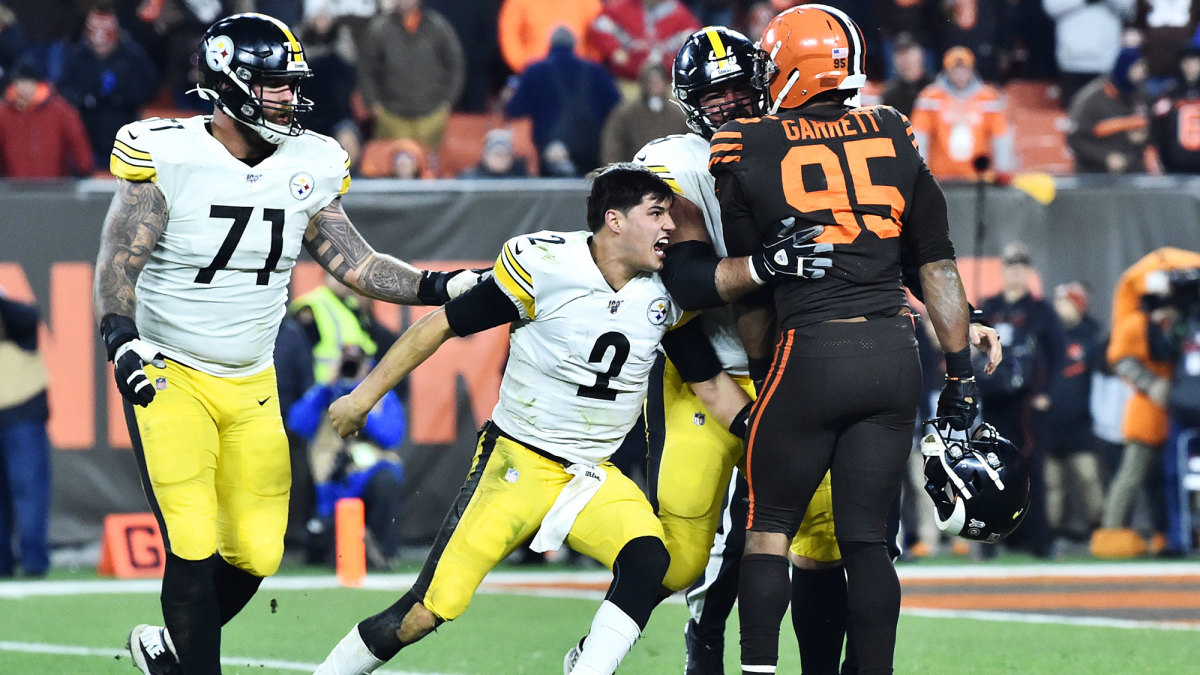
[677,76,760,138]
[673,27,763,139]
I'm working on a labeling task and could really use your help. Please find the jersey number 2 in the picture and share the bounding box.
[194,205,285,285]
[577,332,630,401]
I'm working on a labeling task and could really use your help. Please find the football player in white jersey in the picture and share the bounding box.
[92,13,478,675]
[313,165,753,675]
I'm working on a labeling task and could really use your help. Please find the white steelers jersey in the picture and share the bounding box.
[635,133,748,376]
[110,115,350,376]
[490,230,685,465]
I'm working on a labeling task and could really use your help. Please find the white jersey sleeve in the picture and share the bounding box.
[634,133,749,376]
[490,230,683,465]
[110,116,351,376]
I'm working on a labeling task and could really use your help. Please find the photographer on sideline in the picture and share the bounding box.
[1094,248,1200,558]
[286,345,406,568]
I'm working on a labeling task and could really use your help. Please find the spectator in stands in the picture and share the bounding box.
[0,288,50,578]
[0,3,28,87]
[504,26,621,176]
[977,242,1065,559]
[598,60,687,165]
[459,128,529,178]
[497,0,602,74]
[427,0,503,114]
[1040,282,1107,549]
[57,4,159,170]
[274,311,316,558]
[1044,0,1135,106]
[910,46,1015,181]
[880,32,934,117]
[286,344,406,569]
[874,0,941,68]
[741,1,776,41]
[358,0,464,151]
[1135,0,1200,84]
[1151,44,1200,172]
[940,0,1010,82]
[5,0,81,82]
[586,0,700,88]
[1010,0,1059,80]
[1067,47,1150,173]
[390,139,435,179]
[1093,247,1200,558]
[296,7,362,171]
[0,57,93,177]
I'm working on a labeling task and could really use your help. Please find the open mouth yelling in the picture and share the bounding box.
[653,237,669,259]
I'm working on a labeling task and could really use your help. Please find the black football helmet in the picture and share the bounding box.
[672,26,762,138]
[920,420,1031,544]
[193,13,313,144]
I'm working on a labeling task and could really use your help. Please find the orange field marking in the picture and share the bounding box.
[902,574,1200,587]
[903,590,1200,610]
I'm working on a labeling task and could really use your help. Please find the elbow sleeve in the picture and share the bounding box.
[662,240,724,310]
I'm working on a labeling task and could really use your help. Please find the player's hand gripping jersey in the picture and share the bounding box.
[635,134,748,377]
[489,230,684,465]
[710,105,955,328]
[110,116,350,375]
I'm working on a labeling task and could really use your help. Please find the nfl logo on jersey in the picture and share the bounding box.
[693,412,705,426]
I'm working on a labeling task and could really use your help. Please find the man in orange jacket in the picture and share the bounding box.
[497,0,602,74]
[1092,247,1200,558]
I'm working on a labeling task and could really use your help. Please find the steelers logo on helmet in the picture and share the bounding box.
[290,172,315,200]
[205,35,235,72]
[646,297,670,325]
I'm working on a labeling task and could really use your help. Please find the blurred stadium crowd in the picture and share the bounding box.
[1,0,1198,181]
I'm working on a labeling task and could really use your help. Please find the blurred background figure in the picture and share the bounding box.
[598,60,686,165]
[56,2,158,170]
[296,5,360,170]
[1067,46,1150,174]
[977,242,1065,559]
[458,128,529,178]
[0,287,50,578]
[0,3,29,88]
[1150,44,1200,173]
[879,32,933,117]
[358,0,463,152]
[389,139,435,179]
[910,46,1015,181]
[504,25,620,176]
[1040,282,1108,551]
[1043,0,1135,106]
[497,0,601,75]
[585,0,699,95]
[0,56,92,177]
[286,344,406,569]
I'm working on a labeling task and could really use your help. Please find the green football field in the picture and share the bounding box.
[2,561,1198,674]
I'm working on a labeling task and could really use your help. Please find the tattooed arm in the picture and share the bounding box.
[93,179,168,323]
[303,197,427,304]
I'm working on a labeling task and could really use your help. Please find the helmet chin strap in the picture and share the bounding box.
[768,70,799,116]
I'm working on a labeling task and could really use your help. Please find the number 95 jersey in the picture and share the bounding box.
[110,115,350,376]
[489,230,685,466]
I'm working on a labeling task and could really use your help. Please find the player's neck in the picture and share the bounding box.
[588,235,635,292]
[209,112,277,164]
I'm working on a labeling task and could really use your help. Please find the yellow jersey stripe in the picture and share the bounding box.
[110,155,157,181]
[339,174,351,195]
[113,139,151,160]
[493,253,535,318]
[501,243,533,288]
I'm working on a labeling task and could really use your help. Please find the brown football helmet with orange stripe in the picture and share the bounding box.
[754,4,867,114]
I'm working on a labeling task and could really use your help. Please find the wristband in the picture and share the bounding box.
[944,346,974,379]
[416,270,448,305]
[747,256,767,285]
[729,401,754,439]
[100,313,139,362]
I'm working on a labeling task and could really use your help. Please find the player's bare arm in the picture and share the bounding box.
[690,370,753,429]
[304,196,425,303]
[328,308,456,437]
[918,259,971,355]
[93,179,168,321]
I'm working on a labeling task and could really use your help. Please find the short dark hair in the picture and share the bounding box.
[585,163,674,232]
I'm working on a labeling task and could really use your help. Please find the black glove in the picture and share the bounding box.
[728,401,754,440]
[100,313,163,407]
[416,268,492,305]
[936,376,979,431]
[748,218,833,284]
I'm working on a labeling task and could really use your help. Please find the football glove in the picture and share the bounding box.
[416,268,493,305]
[748,218,833,284]
[936,376,979,431]
[101,314,164,408]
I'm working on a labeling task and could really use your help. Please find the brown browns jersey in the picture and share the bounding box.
[710,104,955,328]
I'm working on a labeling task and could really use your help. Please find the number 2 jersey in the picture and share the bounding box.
[110,116,350,376]
[635,133,748,377]
[710,104,956,329]
[489,230,685,465]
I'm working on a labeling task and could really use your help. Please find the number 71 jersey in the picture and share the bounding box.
[490,230,685,465]
[110,115,350,376]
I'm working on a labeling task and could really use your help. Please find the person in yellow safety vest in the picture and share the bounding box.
[291,274,380,384]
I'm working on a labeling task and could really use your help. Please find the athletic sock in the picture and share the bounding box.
[571,600,641,675]
[738,553,790,673]
[314,624,386,675]
[213,556,263,625]
[790,566,847,675]
[840,541,900,675]
[160,553,221,675]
